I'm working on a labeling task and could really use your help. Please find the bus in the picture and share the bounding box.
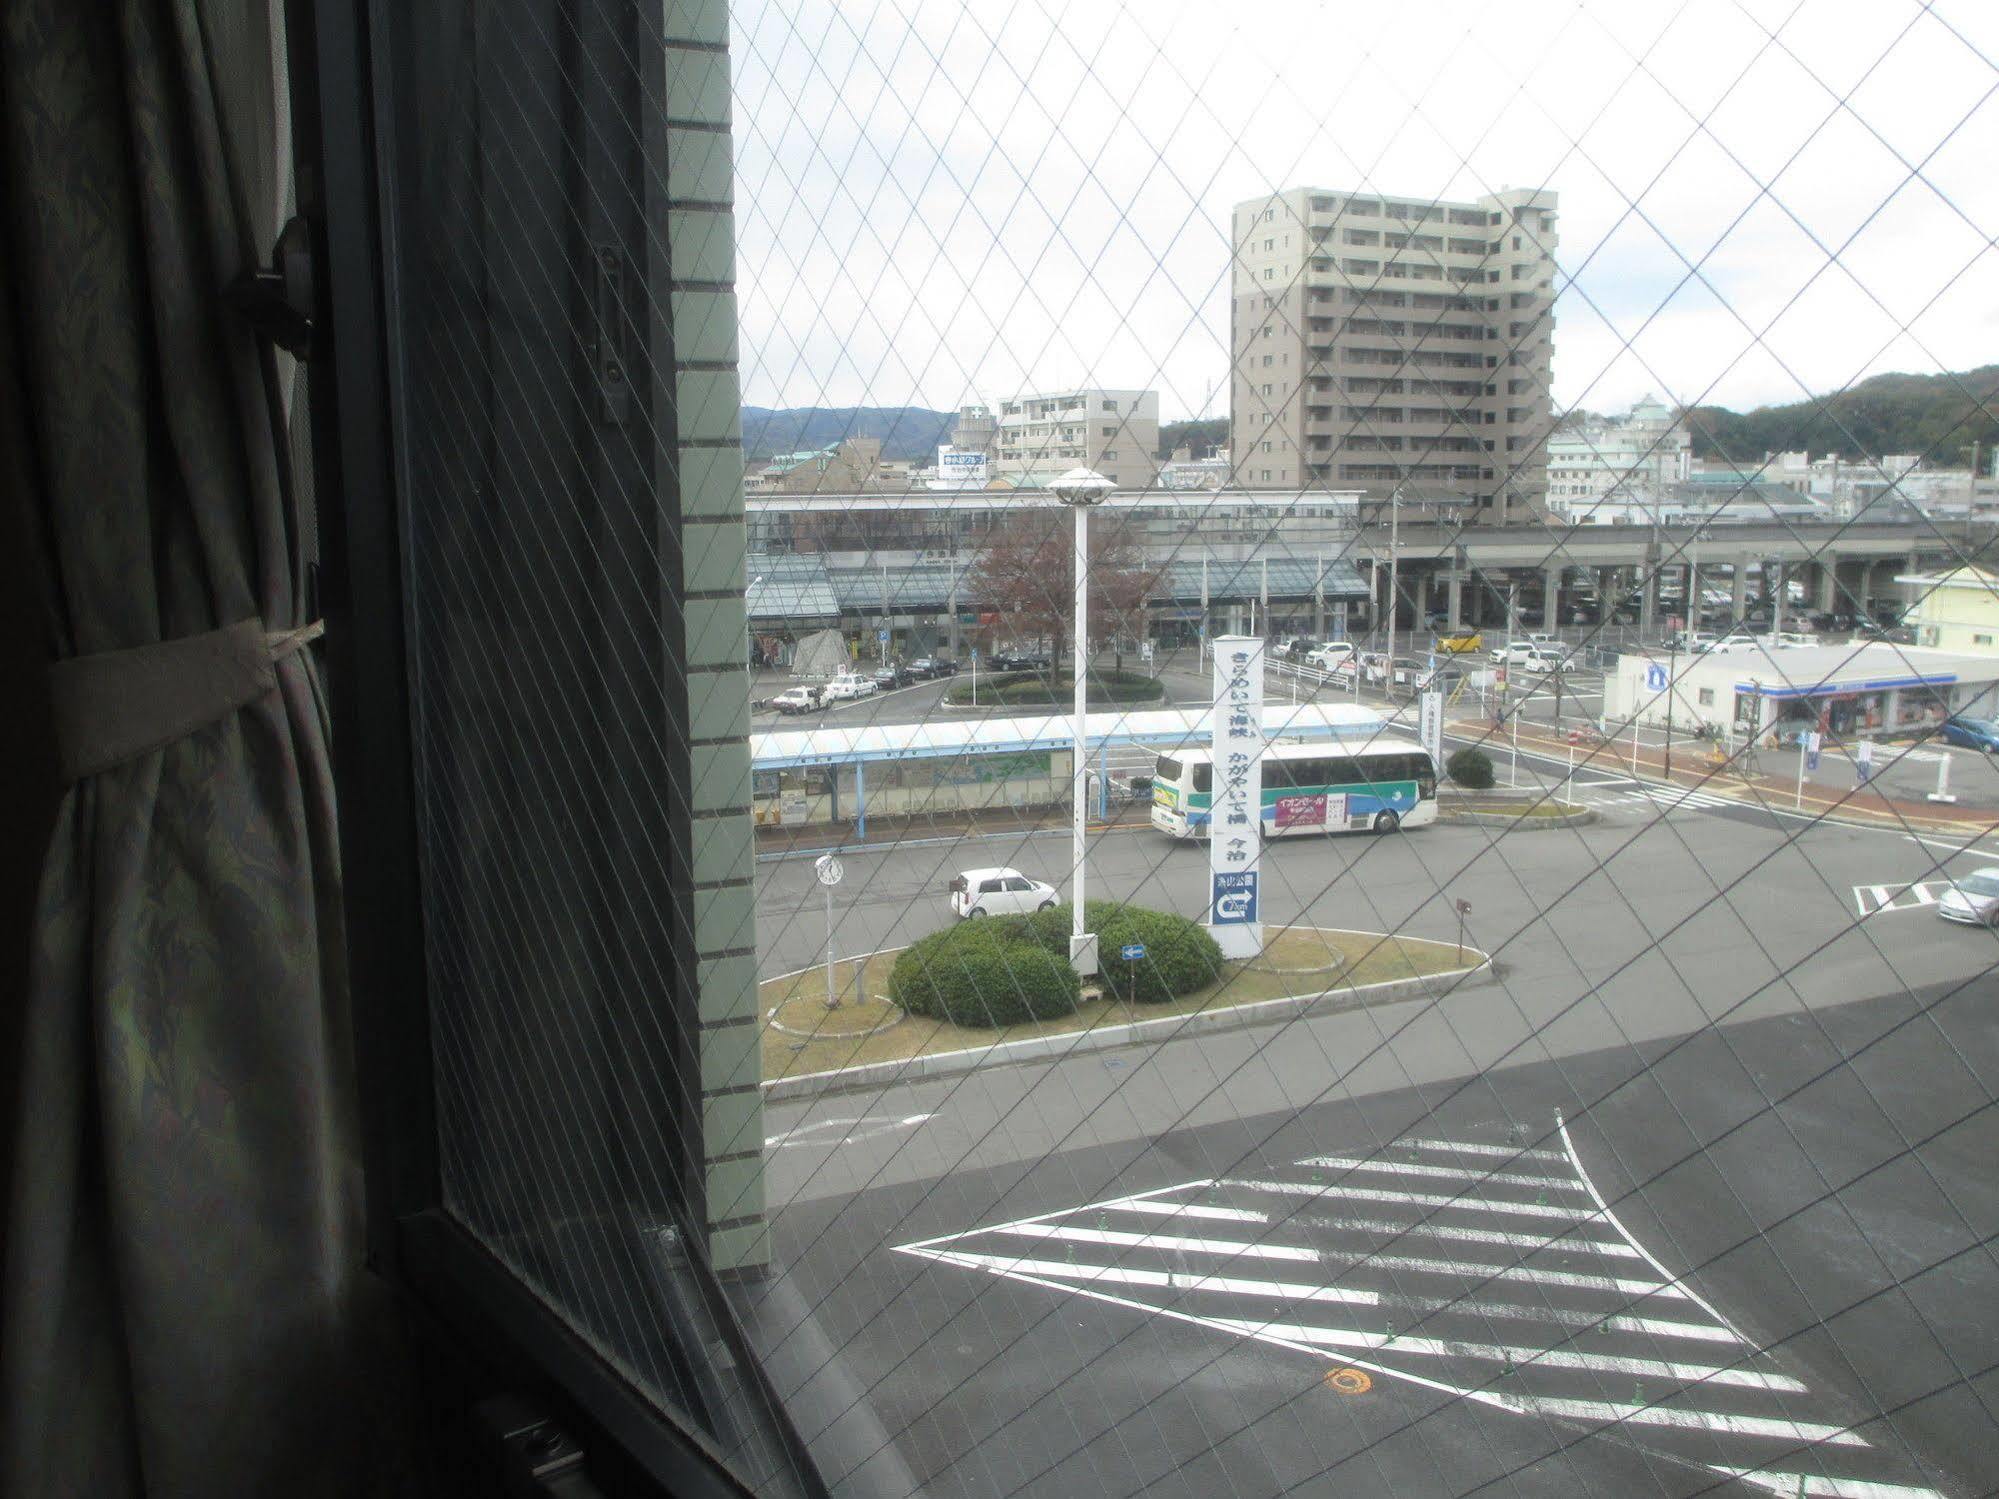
[1150,738,1438,840]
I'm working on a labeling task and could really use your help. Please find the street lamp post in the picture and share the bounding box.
[1053,466,1116,976]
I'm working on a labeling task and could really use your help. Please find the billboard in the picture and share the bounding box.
[930,445,989,489]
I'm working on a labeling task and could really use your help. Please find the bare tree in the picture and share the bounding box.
[967,511,1159,681]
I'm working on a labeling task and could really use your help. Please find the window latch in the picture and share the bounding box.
[474,1395,604,1497]
[224,215,315,358]
[592,243,632,425]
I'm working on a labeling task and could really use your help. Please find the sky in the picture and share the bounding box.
[726,0,1999,424]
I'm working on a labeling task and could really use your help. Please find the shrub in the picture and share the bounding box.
[1446,746,1495,789]
[886,922,1082,1028]
[1096,907,1226,1004]
[1027,901,1225,1005]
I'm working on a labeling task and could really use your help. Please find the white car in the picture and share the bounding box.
[1520,646,1576,673]
[949,867,1059,919]
[770,686,821,714]
[1489,641,1543,667]
[1306,641,1356,671]
[821,673,877,702]
[1936,867,1999,926]
[1696,635,1757,655]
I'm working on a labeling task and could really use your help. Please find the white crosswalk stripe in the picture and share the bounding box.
[1581,783,1741,816]
[1853,880,1952,917]
[897,1126,1944,1497]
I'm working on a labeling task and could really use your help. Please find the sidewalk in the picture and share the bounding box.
[1459,716,1999,837]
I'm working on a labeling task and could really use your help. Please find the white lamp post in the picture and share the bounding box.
[1052,466,1115,975]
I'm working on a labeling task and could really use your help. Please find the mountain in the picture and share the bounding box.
[740,405,955,461]
[1685,366,1999,466]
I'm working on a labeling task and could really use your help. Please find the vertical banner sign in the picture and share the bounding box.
[1419,689,1444,769]
[1804,730,1823,773]
[1855,738,1874,785]
[1208,636,1265,959]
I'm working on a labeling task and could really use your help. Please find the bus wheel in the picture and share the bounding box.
[1372,811,1400,835]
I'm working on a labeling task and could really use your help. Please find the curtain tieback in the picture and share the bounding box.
[47,617,325,783]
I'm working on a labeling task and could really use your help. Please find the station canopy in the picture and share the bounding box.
[750,702,1390,770]
[746,553,1369,624]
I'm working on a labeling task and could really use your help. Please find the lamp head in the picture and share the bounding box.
[1051,466,1115,507]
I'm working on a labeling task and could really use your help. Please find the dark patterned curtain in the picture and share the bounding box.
[0,2,393,1493]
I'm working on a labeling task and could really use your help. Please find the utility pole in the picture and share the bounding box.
[1386,489,1401,663]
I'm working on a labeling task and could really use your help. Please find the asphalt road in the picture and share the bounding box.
[741,773,1999,1496]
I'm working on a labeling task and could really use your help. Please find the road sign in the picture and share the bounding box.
[1644,662,1669,692]
[1141,640,1155,662]
[1805,730,1823,772]
[877,628,889,642]
[1120,943,1146,962]
[1211,870,1259,925]
[813,854,844,887]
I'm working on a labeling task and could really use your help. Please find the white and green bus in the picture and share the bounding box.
[1150,738,1438,839]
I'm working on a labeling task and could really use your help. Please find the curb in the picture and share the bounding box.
[1438,806,1599,830]
[761,947,1494,1103]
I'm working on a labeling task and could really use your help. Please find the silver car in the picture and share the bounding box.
[1936,866,1999,926]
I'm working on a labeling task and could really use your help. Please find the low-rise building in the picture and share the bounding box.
[1896,564,1999,653]
[1606,640,1999,744]
[1544,395,1691,518]
[994,387,1160,489]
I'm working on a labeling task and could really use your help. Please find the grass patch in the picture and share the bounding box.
[760,925,1477,1083]
[1442,797,1582,819]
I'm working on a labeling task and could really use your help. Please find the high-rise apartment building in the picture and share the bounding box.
[1230,187,1558,523]
[994,387,1160,489]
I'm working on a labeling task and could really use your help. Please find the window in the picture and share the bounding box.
[1698,688,1716,705]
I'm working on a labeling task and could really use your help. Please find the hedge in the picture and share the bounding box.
[1018,901,1225,1005]
[1446,746,1495,789]
[885,922,1083,1029]
[946,670,1165,708]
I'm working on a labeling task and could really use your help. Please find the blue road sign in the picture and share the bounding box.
[1644,662,1668,691]
[1211,870,1259,925]
[1120,943,1146,962]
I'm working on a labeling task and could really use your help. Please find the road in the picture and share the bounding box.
[740,762,1999,1496]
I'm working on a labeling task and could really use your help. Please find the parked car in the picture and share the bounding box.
[1936,866,1999,926]
[1489,640,1543,668]
[1417,663,1466,692]
[1771,632,1817,650]
[908,654,959,677]
[1306,641,1357,670]
[1942,716,1999,753]
[1520,646,1576,673]
[1435,630,1483,654]
[989,651,1048,672]
[1695,635,1757,655]
[770,685,822,715]
[822,673,877,702]
[949,867,1059,919]
[1356,651,1392,684]
[871,664,912,691]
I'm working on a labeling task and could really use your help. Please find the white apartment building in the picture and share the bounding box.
[1229,185,1558,524]
[1544,395,1691,519]
[992,388,1160,489]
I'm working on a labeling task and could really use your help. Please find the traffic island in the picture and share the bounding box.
[1437,791,1597,829]
[759,925,1489,1101]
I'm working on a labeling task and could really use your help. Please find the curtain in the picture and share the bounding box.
[0,2,395,1493]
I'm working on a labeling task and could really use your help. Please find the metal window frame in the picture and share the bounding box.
[287,1,823,1493]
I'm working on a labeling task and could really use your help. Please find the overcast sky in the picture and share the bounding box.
[727,0,1999,424]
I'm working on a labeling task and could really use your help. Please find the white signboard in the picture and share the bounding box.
[1208,636,1264,959]
[929,445,988,489]
[1418,689,1444,768]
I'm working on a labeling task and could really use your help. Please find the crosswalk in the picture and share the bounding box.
[1577,779,1742,817]
[897,1122,1944,1497]
[1852,880,1954,917]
